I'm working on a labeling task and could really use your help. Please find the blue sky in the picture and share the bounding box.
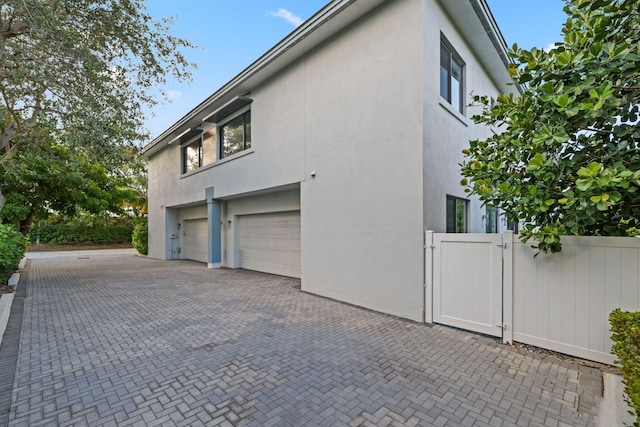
[144,0,567,139]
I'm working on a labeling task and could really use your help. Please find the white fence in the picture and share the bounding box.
[426,232,640,365]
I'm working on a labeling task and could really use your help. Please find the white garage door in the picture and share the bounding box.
[183,218,208,263]
[238,211,301,278]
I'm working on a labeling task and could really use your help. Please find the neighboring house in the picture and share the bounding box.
[141,0,516,322]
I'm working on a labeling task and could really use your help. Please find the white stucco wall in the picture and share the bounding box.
[146,0,512,322]
[301,0,425,321]
[422,0,516,234]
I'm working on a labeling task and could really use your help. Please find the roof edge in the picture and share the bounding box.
[141,0,358,157]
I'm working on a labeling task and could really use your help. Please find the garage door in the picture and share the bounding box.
[238,211,301,278]
[183,218,208,263]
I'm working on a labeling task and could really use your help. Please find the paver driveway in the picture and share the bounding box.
[2,252,603,426]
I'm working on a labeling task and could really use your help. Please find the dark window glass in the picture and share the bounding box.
[446,196,468,233]
[486,207,499,233]
[221,111,251,158]
[440,41,464,113]
[182,138,202,173]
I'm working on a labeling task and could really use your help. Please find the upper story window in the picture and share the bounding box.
[220,110,251,158]
[440,39,465,114]
[446,195,468,233]
[182,137,202,173]
[180,128,217,174]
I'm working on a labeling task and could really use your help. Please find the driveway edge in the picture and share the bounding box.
[0,261,27,425]
[0,293,14,344]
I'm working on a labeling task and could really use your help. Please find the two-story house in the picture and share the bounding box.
[141,0,516,322]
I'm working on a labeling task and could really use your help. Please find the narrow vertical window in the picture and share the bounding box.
[446,196,468,233]
[485,207,499,233]
[440,40,465,113]
[182,138,202,173]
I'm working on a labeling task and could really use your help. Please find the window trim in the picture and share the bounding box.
[440,37,465,115]
[181,134,203,174]
[218,106,252,159]
[446,195,469,233]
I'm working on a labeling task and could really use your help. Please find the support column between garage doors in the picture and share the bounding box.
[237,211,301,278]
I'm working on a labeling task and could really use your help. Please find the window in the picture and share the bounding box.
[440,40,464,113]
[446,196,468,233]
[182,138,202,173]
[220,110,251,158]
[485,207,499,233]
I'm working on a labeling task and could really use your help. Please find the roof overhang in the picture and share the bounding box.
[437,0,520,97]
[142,0,518,158]
[141,0,387,158]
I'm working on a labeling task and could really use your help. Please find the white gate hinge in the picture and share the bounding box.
[496,323,508,331]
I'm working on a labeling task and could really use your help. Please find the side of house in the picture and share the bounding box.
[142,0,515,322]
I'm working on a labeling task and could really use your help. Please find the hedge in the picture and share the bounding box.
[610,309,640,426]
[30,222,133,245]
[0,224,27,280]
[132,218,148,255]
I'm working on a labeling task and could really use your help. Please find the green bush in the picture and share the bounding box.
[0,224,27,280]
[132,218,148,255]
[30,221,133,245]
[610,309,640,426]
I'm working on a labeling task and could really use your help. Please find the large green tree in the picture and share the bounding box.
[461,0,640,253]
[0,127,144,234]
[0,0,193,210]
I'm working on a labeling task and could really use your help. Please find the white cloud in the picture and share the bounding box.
[544,42,557,52]
[167,90,182,101]
[270,8,303,27]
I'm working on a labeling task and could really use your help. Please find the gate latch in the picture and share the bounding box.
[496,323,508,331]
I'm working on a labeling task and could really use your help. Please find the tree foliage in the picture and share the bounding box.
[0,126,145,234]
[0,223,26,279]
[461,0,640,253]
[0,0,193,159]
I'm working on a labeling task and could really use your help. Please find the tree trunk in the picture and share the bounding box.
[19,209,35,236]
[0,187,4,214]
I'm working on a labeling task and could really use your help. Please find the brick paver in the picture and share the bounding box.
[3,252,602,426]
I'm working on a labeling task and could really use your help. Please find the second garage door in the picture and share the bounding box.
[238,211,301,278]
[183,218,208,263]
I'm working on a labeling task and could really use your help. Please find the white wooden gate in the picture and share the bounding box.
[426,232,512,339]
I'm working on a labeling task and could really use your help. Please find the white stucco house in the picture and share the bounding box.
[141,0,516,322]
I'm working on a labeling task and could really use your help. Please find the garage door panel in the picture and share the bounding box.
[183,218,208,263]
[238,211,300,278]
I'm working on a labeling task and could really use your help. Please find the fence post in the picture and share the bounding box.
[424,230,434,324]
[502,230,514,344]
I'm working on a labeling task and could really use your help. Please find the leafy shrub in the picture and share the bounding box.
[30,221,133,245]
[132,218,148,255]
[0,223,27,280]
[610,309,640,426]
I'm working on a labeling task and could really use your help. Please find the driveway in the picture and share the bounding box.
[1,252,603,426]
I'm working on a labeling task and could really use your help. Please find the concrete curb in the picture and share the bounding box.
[0,292,15,346]
[0,257,25,347]
[7,273,19,287]
[598,372,635,426]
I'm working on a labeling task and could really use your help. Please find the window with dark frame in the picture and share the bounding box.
[220,110,251,158]
[485,207,499,233]
[440,40,464,113]
[446,196,468,233]
[182,137,202,174]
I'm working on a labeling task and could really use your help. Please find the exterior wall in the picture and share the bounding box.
[147,0,510,322]
[301,0,425,321]
[223,189,300,268]
[421,0,507,233]
[146,63,307,260]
